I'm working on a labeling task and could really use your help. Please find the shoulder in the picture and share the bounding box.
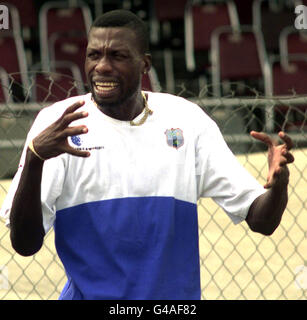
[28,94,91,139]
[148,91,201,110]
[147,91,217,131]
[148,92,212,119]
[37,93,91,121]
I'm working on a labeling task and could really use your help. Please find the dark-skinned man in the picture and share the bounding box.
[0,10,294,300]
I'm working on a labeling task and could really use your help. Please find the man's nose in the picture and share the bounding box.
[95,56,113,73]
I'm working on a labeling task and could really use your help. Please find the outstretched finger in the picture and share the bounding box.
[56,100,86,124]
[63,100,86,115]
[57,101,88,129]
[61,125,88,139]
[250,131,277,147]
[278,131,294,150]
[60,110,88,128]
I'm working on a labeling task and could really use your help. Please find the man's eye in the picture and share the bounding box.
[88,52,98,59]
[113,52,128,59]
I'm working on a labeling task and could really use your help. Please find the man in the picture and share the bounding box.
[0,10,294,299]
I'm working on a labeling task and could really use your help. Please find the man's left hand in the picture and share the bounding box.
[250,131,295,189]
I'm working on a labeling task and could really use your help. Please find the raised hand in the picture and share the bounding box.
[250,131,295,189]
[31,100,90,160]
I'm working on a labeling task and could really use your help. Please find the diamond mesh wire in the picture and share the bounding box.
[0,75,306,299]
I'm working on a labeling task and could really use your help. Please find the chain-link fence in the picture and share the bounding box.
[0,74,306,299]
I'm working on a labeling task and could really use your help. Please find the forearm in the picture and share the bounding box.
[10,148,45,256]
[9,101,89,256]
[246,184,288,236]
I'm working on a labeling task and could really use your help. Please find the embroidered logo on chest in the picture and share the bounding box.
[71,135,82,146]
[70,135,104,151]
[164,128,184,149]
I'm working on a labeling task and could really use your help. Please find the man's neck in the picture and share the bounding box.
[93,91,144,121]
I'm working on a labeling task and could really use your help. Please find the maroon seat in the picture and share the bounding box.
[252,0,295,52]
[267,55,307,131]
[0,32,29,99]
[279,26,307,64]
[4,0,37,28]
[49,32,88,83]
[219,31,263,80]
[30,62,85,103]
[185,1,239,72]
[211,26,267,96]
[153,0,187,21]
[39,1,92,70]
[0,67,11,103]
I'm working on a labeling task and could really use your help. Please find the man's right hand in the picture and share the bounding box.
[10,100,90,256]
[31,100,90,160]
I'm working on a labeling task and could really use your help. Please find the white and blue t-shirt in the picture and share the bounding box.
[1,92,266,299]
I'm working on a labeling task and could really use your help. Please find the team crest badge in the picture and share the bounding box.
[165,128,184,149]
[71,135,82,146]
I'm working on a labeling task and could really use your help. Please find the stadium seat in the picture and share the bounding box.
[211,25,268,96]
[149,0,188,94]
[0,31,29,100]
[279,26,307,67]
[152,0,187,21]
[3,2,38,72]
[29,61,85,103]
[49,31,88,83]
[39,1,92,70]
[0,67,12,103]
[150,0,188,45]
[1,3,22,36]
[4,0,37,54]
[264,54,307,132]
[252,0,295,53]
[184,1,240,72]
[3,0,37,29]
[270,59,307,95]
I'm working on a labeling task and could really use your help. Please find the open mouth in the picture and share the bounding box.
[93,81,120,96]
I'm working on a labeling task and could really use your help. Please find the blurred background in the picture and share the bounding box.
[0,0,306,300]
[1,0,306,176]
[0,0,306,99]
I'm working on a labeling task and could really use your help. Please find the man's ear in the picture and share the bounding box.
[142,53,152,74]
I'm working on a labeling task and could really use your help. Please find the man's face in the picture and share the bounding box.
[85,27,150,107]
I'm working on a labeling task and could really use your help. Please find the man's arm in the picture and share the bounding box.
[10,150,45,256]
[246,131,294,235]
[9,100,90,256]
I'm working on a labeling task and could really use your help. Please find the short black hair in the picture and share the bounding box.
[91,9,149,54]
